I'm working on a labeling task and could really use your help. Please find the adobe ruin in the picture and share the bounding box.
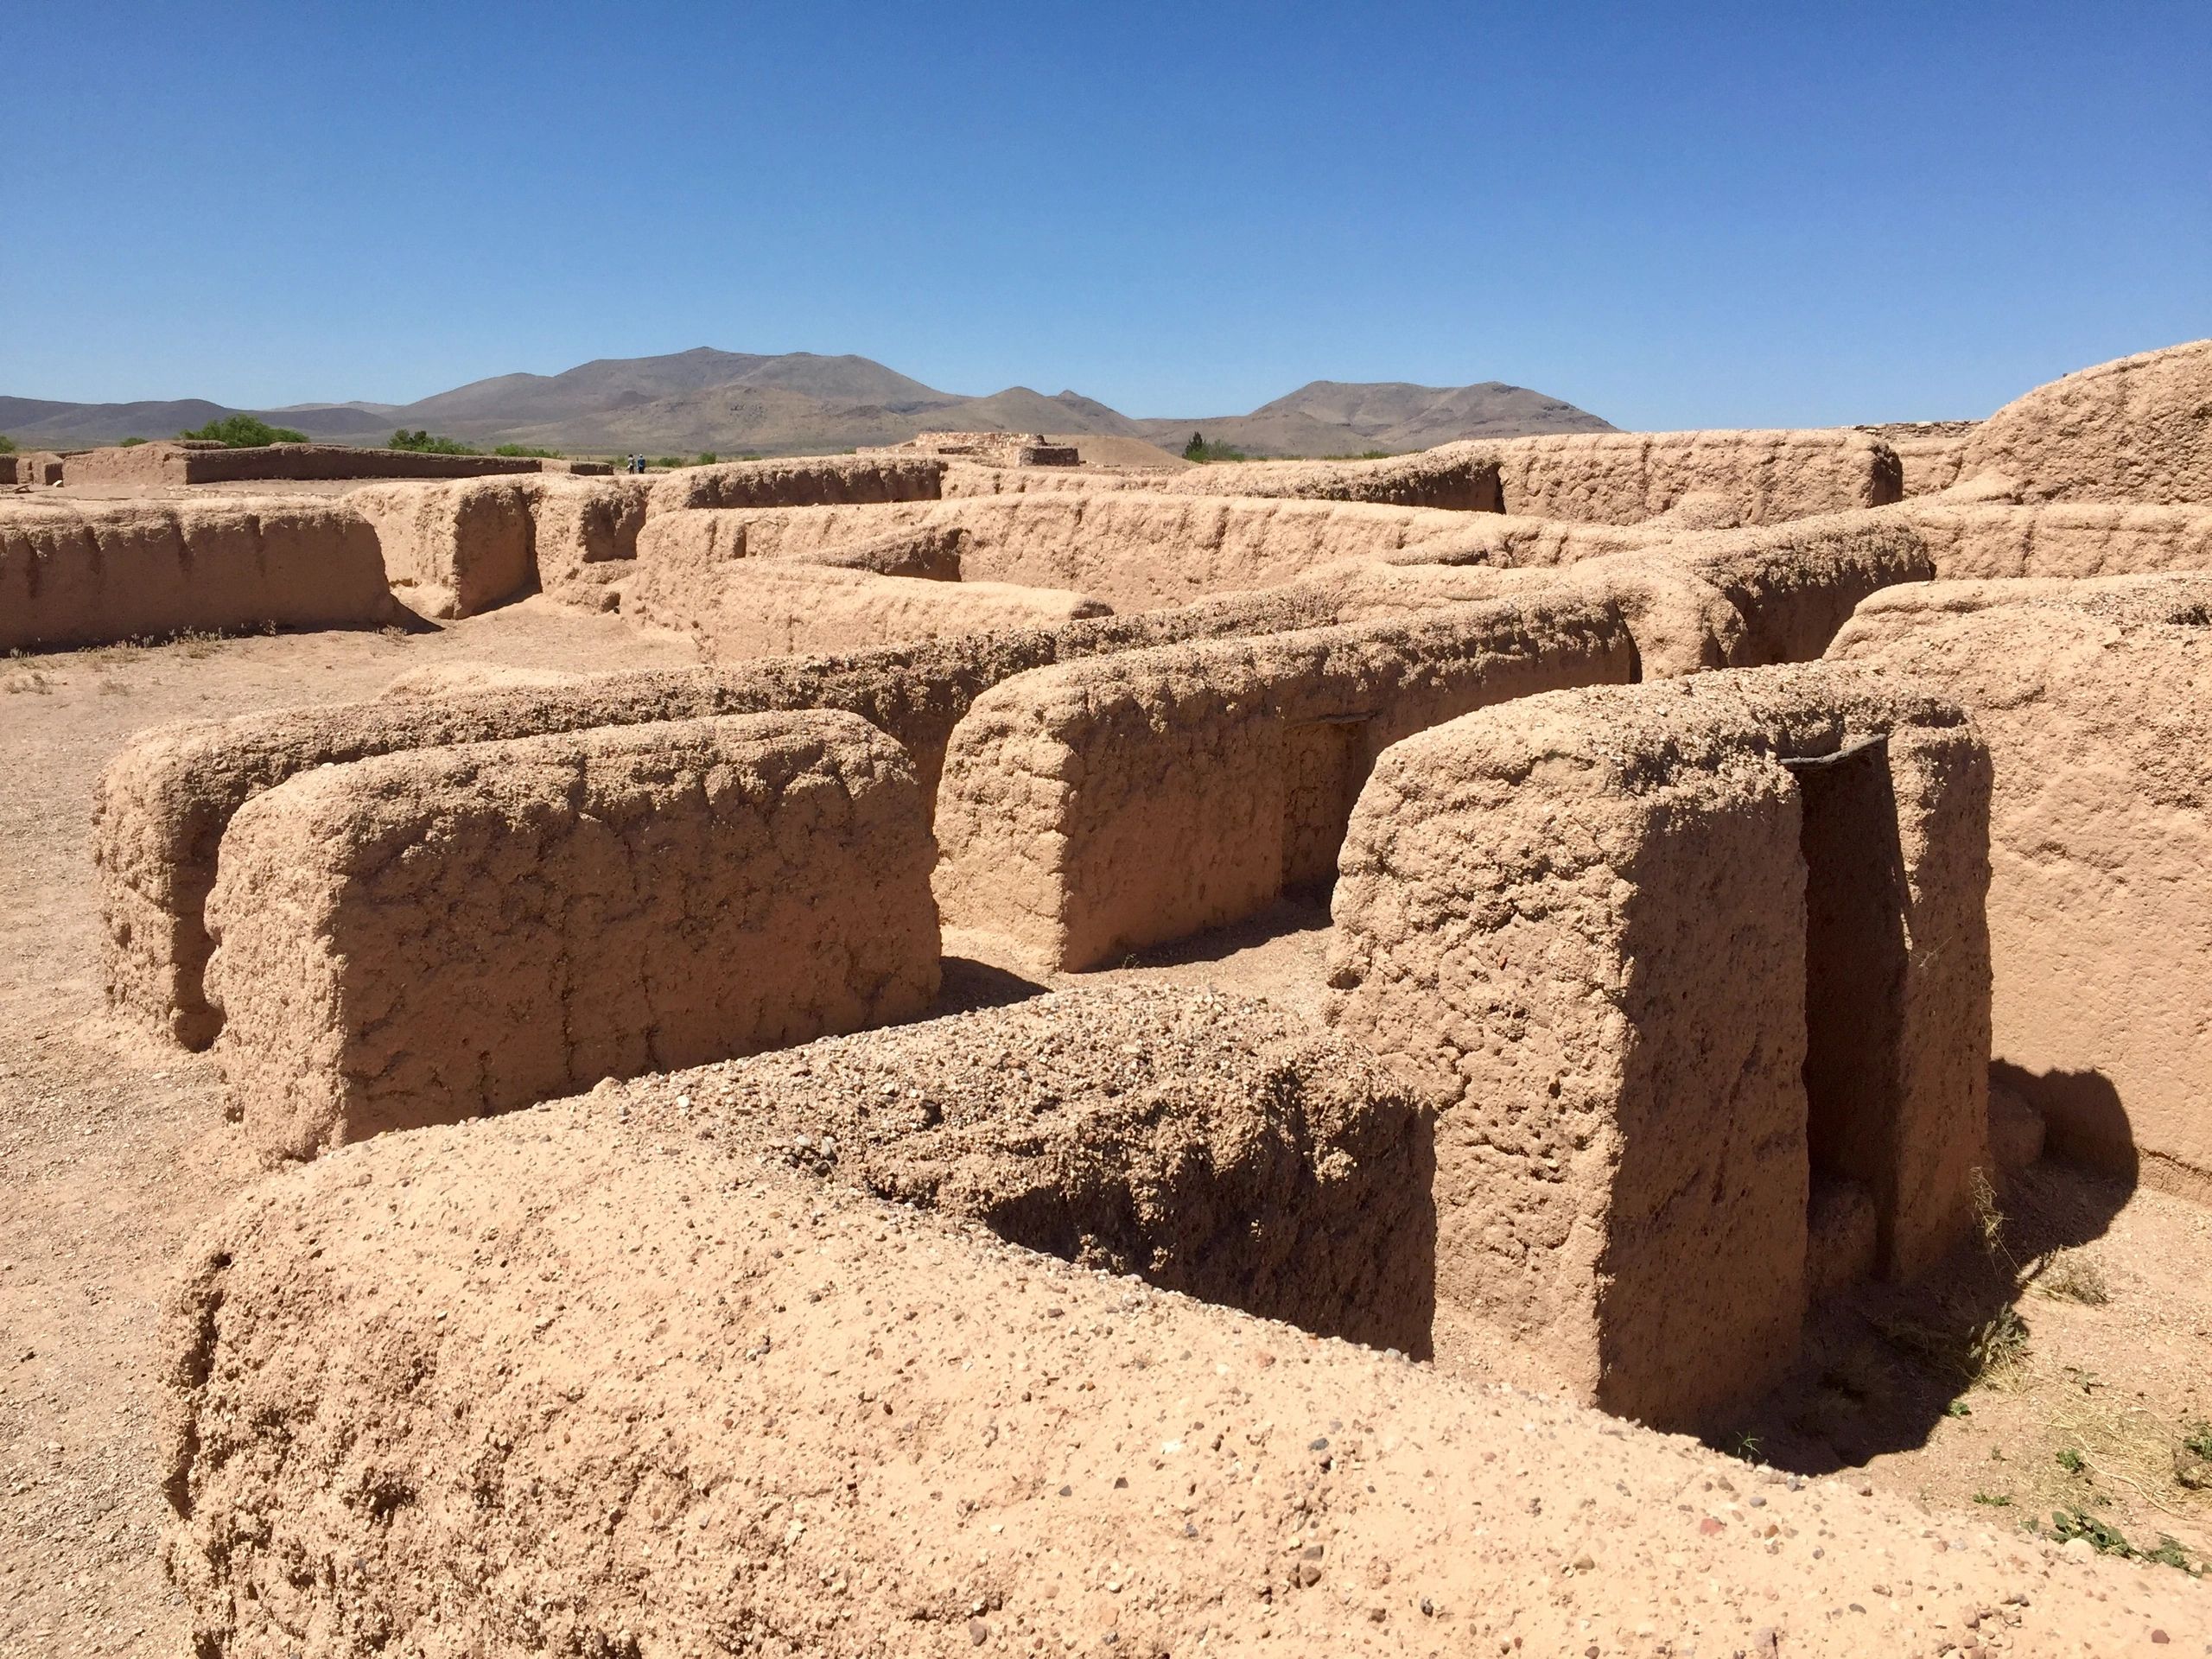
[9,337,2212,1649]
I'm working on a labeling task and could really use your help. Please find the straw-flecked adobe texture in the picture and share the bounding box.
[204,710,939,1163]
[1326,664,1992,1427]
[1959,338,2212,505]
[0,497,397,651]
[1830,574,2212,1198]
[933,593,1633,970]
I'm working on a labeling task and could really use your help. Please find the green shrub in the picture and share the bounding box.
[652,456,684,470]
[387,429,478,455]
[1184,437,1253,464]
[179,415,308,448]
[0,435,16,454]
[696,452,718,467]
[491,443,562,459]
[118,436,148,447]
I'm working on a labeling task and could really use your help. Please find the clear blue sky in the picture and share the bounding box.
[3,1,2206,429]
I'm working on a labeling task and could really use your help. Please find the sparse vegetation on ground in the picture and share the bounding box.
[118,435,148,447]
[491,443,561,459]
[2037,1247,2110,1303]
[0,434,16,453]
[178,414,308,448]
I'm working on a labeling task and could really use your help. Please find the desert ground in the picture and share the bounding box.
[7,349,2212,1655]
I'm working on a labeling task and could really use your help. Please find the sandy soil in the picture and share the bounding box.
[2,609,2209,1654]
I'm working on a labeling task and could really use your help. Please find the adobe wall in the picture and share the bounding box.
[628,492,1496,619]
[944,442,1505,511]
[1830,575,2212,1199]
[671,560,1112,659]
[11,451,67,486]
[643,453,947,515]
[1326,664,1992,1427]
[1484,429,1904,524]
[1661,509,1936,666]
[345,474,652,618]
[156,1088,2193,1656]
[95,587,1353,1048]
[632,986,1432,1349]
[1958,337,2212,505]
[933,593,1635,972]
[1475,509,1934,680]
[64,441,546,486]
[0,497,396,652]
[1894,497,2212,580]
[205,711,939,1163]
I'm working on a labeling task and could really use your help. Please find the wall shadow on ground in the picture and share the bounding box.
[1711,1069,2137,1474]
[928,955,1052,1016]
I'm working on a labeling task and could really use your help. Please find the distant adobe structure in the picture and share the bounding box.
[868,429,1082,467]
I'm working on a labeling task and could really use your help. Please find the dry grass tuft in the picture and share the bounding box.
[2037,1248,2111,1305]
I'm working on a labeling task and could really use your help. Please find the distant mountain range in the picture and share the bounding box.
[0,347,1615,460]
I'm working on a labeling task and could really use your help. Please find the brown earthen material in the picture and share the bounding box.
[1894,496,2212,579]
[1854,423,1980,498]
[63,441,543,487]
[1485,429,1904,524]
[643,453,946,515]
[203,710,939,1163]
[10,451,70,487]
[1830,574,2212,1199]
[346,474,652,617]
[933,593,1633,971]
[628,985,1433,1349]
[0,497,396,652]
[1327,664,1992,1427]
[629,492,1496,618]
[1958,338,2212,505]
[377,662,586,699]
[944,444,1503,510]
[670,561,1112,659]
[157,1095,2200,1656]
[95,589,1353,1048]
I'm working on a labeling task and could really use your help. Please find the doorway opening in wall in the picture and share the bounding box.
[1280,715,1373,896]
[1786,735,1911,1298]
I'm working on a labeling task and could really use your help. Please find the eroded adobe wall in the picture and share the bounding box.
[933,593,1634,972]
[628,493,1500,621]
[0,497,396,652]
[1325,664,1991,1427]
[1894,498,2212,580]
[95,588,1355,1048]
[1662,510,1936,667]
[673,560,1112,659]
[623,986,1433,1350]
[643,453,947,515]
[58,442,547,486]
[1485,429,1904,525]
[1831,575,2212,1198]
[345,474,652,618]
[157,1089,2196,1656]
[943,443,1504,511]
[205,711,939,1163]
[1958,338,2212,505]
